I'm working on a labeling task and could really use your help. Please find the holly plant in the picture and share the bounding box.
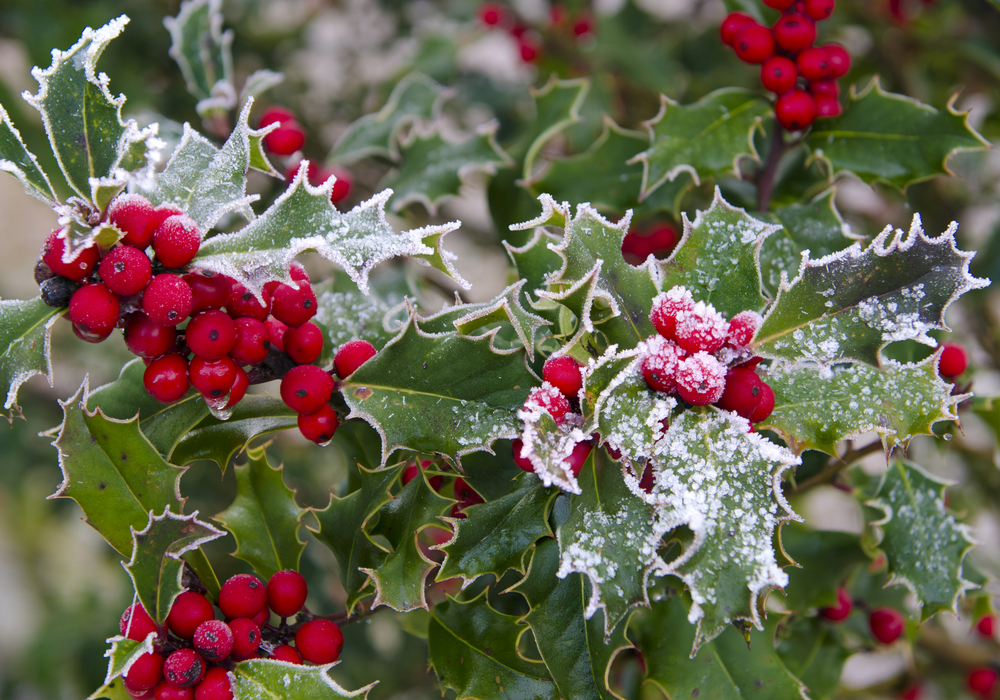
[2,0,999,698]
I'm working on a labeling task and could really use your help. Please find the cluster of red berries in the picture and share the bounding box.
[477,2,595,63]
[259,106,351,204]
[621,221,679,266]
[820,587,907,644]
[118,570,342,700]
[721,0,851,131]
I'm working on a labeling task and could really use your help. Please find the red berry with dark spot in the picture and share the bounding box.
[228,617,262,660]
[264,121,306,155]
[144,274,193,326]
[814,95,843,118]
[193,667,231,700]
[154,681,193,700]
[281,365,334,415]
[454,477,485,509]
[42,229,99,282]
[976,614,996,638]
[259,106,295,128]
[189,355,238,401]
[512,438,533,472]
[823,43,851,78]
[543,356,583,398]
[271,282,317,327]
[153,215,201,269]
[720,12,754,46]
[749,382,775,423]
[219,574,267,619]
[270,645,303,664]
[193,619,234,661]
[775,89,817,131]
[676,352,727,406]
[230,317,270,365]
[144,354,190,403]
[100,245,153,296]
[283,322,323,365]
[266,570,308,617]
[334,339,377,378]
[297,403,339,444]
[819,587,853,622]
[108,195,159,250]
[869,607,905,644]
[224,366,249,409]
[69,283,120,337]
[163,648,205,689]
[295,619,344,664]
[715,367,764,419]
[184,270,232,313]
[803,0,835,21]
[167,591,215,639]
[226,282,271,321]
[773,13,816,53]
[967,667,998,699]
[186,311,237,360]
[939,343,967,378]
[124,651,165,692]
[733,23,775,64]
[797,46,830,81]
[121,601,158,641]
[641,338,684,394]
[761,56,798,95]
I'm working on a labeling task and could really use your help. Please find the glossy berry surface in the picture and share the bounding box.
[189,355,238,400]
[976,614,996,638]
[69,283,120,336]
[775,90,817,131]
[230,317,271,365]
[748,382,775,423]
[733,24,774,64]
[511,438,533,472]
[804,0,835,19]
[281,365,334,415]
[271,281,317,327]
[869,607,905,644]
[264,121,306,155]
[193,667,232,700]
[720,12,753,46]
[184,271,232,313]
[773,13,816,52]
[108,194,158,249]
[186,311,237,360]
[193,619,234,661]
[259,105,295,128]
[814,95,842,118]
[167,591,215,639]
[152,214,201,269]
[226,283,271,321]
[715,367,764,419]
[819,587,853,621]
[154,682,194,700]
[326,166,353,203]
[542,356,582,398]
[563,440,592,476]
[761,56,798,95]
[163,648,205,689]
[824,43,851,78]
[297,404,339,443]
[143,274,193,326]
[224,366,249,409]
[218,574,267,619]
[144,354,190,403]
[270,645,303,664]
[295,619,344,664]
[99,245,152,296]
[227,617,262,659]
[334,339,377,378]
[266,569,308,617]
[283,321,323,365]
[797,47,830,81]
[42,229,99,282]
[939,343,967,378]
[120,602,158,641]
[762,0,796,8]
[124,651,165,692]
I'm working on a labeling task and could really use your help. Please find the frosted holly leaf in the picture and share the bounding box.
[164,0,236,116]
[755,216,990,368]
[145,100,274,231]
[648,410,801,654]
[511,537,633,700]
[764,351,963,455]
[503,227,563,303]
[386,121,514,215]
[759,191,862,298]
[807,79,989,189]
[519,391,589,495]
[362,468,453,612]
[23,16,157,204]
[522,75,590,180]
[556,454,663,637]
[192,169,462,297]
[92,633,154,698]
[238,69,284,106]
[123,508,225,624]
[312,283,397,356]
[630,88,770,200]
[660,189,778,318]
[865,460,978,621]
[340,312,534,468]
[0,297,59,421]
[0,105,58,204]
[331,72,448,165]
[231,659,376,699]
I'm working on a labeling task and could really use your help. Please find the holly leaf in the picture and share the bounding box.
[0,296,59,421]
[511,538,632,700]
[330,72,447,165]
[100,634,153,687]
[631,88,770,199]
[638,594,808,698]
[0,105,58,204]
[647,410,801,654]
[213,446,306,581]
[764,351,962,455]
[807,79,989,189]
[23,16,155,204]
[340,312,535,467]
[231,658,376,698]
[660,188,779,317]
[164,0,236,115]
[386,121,513,215]
[363,468,453,611]
[865,460,978,620]
[309,464,401,613]
[522,75,590,180]
[123,508,225,624]
[755,215,989,368]
[45,377,187,557]
[779,523,867,611]
[776,616,849,700]
[428,593,558,700]
[502,228,563,305]
[436,475,555,587]
[557,454,662,636]
[313,283,397,356]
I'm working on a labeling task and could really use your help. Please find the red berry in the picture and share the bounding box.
[266,570,308,617]
[289,263,310,285]
[163,648,205,689]
[621,225,677,264]
[479,3,505,26]
[968,667,999,699]
[641,337,685,394]
[323,166,352,204]
[283,322,323,365]
[674,302,728,354]
[676,352,726,406]
[810,79,840,97]
[266,317,288,353]
[454,478,485,510]
[219,574,267,619]
[976,614,996,638]
[108,194,158,249]
[650,287,695,341]
[727,310,763,348]
[733,23,775,64]
[298,404,339,444]
[797,46,830,81]
[271,282,317,327]
[572,15,594,37]
[803,0,835,21]
[512,438,533,472]
[270,644,303,664]
[120,602,158,641]
[773,13,816,53]
[68,283,120,337]
[193,667,232,700]
[823,43,851,78]
[819,587,853,622]
[264,121,306,155]
[99,245,153,296]
[869,607,905,644]
[251,604,270,628]
[144,274,193,326]
[524,384,572,425]
[563,440,592,476]
[193,619,234,661]
[542,356,583,398]
[897,683,922,700]
[226,282,271,321]
[154,681,194,700]
[144,354,190,403]
[230,317,271,365]
[223,365,249,409]
[186,311,237,360]
[775,89,817,131]
[334,339,377,378]
[153,215,201,269]
[402,460,443,489]
[259,106,295,128]
[151,204,185,231]
[939,343,967,378]
[184,270,232,313]
[287,159,319,184]
[124,311,177,362]
[720,12,755,46]
[715,367,765,419]
[167,591,215,639]
[748,381,775,423]
[814,95,843,118]
[189,355,238,401]
[124,651,165,692]
[763,0,796,8]
[761,56,799,94]
[295,619,344,664]
[281,365,334,415]
[228,617,262,660]
[519,39,540,63]
[42,229,99,282]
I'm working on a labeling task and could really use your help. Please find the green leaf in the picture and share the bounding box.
[522,75,589,180]
[23,16,155,203]
[313,283,397,356]
[170,394,297,468]
[386,122,513,214]
[776,616,849,700]
[779,522,867,611]
[46,378,187,557]
[436,476,555,587]
[164,0,236,115]
[428,593,558,700]
[331,72,446,165]
[231,658,376,698]
[310,464,401,613]
[764,352,962,455]
[213,446,306,581]
[99,634,152,687]
[502,228,563,307]
[363,467,453,611]
[639,594,808,698]
[631,89,770,200]
[865,460,978,620]
[341,312,535,467]
[755,216,989,368]
[646,410,800,653]
[807,79,989,189]
[0,296,59,421]
[660,188,779,317]
[512,538,631,700]
[0,105,58,204]
[123,508,225,624]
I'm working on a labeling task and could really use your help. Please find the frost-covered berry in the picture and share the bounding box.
[641,336,684,394]
[939,343,967,378]
[189,355,238,401]
[99,245,153,296]
[68,283,120,338]
[650,287,695,341]
[524,383,572,425]
[228,617,262,660]
[154,681,194,700]
[542,356,583,398]
[720,12,754,46]
[297,404,339,444]
[976,614,996,638]
[727,310,763,348]
[280,365,334,415]
[773,13,816,52]
[674,301,727,354]
[193,667,232,700]
[230,317,270,365]
[152,214,201,269]
[967,666,998,699]
[42,229,99,282]
[144,354,190,403]
[120,602,158,642]
[193,619,234,661]
[869,607,905,644]
[186,311,237,360]
[271,281,317,328]
[184,270,232,314]
[143,274,193,326]
[733,23,774,64]
[748,382,775,423]
[676,352,726,405]
[761,56,798,95]
[270,644,303,664]
[163,648,205,689]
[295,619,344,664]
[108,194,159,249]
[334,339,377,378]
[123,651,165,692]
[511,438,534,472]
[563,440,592,476]
[819,587,852,622]
[266,570,308,617]
[283,322,323,365]
[167,591,215,639]
[219,574,267,619]
[226,282,271,321]
[715,367,764,419]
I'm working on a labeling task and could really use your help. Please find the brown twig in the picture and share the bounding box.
[756,121,787,213]
[788,439,885,496]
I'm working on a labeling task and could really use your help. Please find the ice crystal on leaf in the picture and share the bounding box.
[518,389,586,494]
